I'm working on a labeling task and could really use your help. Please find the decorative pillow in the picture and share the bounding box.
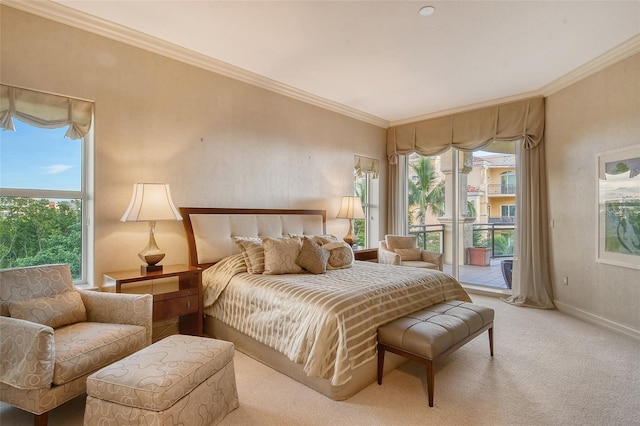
[296,237,329,274]
[288,233,339,246]
[263,237,304,275]
[385,235,418,251]
[323,241,355,270]
[234,237,265,274]
[394,247,422,261]
[312,234,339,246]
[8,291,87,329]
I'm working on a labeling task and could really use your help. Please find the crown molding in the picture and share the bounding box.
[540,33,640,97]
[389,90,541,127]
[1,0,389,128]
[4,0,637,130]
[389,33,640,127]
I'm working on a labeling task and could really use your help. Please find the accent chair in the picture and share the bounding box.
[0,263,152,426]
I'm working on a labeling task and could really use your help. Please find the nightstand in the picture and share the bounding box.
[103,264,203,336]
[353,247,378,262]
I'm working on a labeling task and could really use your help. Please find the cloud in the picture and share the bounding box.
[42,164,73,174]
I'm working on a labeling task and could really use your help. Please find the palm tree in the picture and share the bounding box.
[408,156,445,225]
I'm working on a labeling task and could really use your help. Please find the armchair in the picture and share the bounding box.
[378,235,443,271]
[0,264,152,426]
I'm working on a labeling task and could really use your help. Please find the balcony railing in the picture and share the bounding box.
[472,223,515,258]
[487,184,516,195]
[409,224,445,253]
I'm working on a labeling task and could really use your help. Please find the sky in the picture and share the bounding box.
[0,120,82,192]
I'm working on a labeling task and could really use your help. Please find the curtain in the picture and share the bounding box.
[387,156,408,237]
[387,97,554,309]
[0,84,93,140]
[354,155,379,178]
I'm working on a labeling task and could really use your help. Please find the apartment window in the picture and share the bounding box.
[0,85,93,283]
[501,204,516,219]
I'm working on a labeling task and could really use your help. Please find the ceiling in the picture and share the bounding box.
[9,1,640,127]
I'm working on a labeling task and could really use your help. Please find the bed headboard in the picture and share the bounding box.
[180,207,327,269]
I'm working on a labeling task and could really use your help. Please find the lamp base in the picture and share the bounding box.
[141,264,163,274]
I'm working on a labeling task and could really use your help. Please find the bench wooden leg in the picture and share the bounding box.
[426,360,435,407]
[377,344,385,384]
[488,327,494,356]
[34,412,48,426]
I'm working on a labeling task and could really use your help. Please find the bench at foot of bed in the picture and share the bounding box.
[377,300,494,407]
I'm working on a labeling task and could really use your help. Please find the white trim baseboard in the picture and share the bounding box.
[554,300,640,342]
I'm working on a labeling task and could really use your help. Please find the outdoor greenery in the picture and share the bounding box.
[0,197,82,279]
[408,156,445,224]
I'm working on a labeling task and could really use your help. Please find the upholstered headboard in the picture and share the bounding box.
[179,207,326,269]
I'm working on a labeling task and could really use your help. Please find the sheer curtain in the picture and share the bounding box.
[387,97,554,309]
[0,84,93,139]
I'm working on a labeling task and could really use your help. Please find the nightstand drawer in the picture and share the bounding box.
[154,295,199,319]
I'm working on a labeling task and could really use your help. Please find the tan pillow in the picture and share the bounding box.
[288,233,339,246]
[263,237,304,275]
[296,237,329,274]
[385,235,418,251]
[312,234,339,246]
[234,237,265,274]
[394,247,422,261]
[8,291,87,329]
[323,241,355,270]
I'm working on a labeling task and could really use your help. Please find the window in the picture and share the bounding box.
[353,155,379,248]
[0,85,93,283]
[404,143,517,290]
[501,204,516,219]
[500,171,516,194]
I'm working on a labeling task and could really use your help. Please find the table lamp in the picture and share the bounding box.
[121,183,182,273]
[336,195,365,247]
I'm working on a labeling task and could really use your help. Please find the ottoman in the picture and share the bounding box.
[84,334,239,425]
[377,300,494,407]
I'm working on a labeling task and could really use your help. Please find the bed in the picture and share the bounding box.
[180,207,471,400]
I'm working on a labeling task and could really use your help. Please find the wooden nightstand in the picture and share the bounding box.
[103,264,203,336]
[353,248,378,262]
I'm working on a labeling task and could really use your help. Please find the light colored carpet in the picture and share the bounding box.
[1,295,638,425]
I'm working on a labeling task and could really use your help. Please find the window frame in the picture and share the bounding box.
[0,120,94,286]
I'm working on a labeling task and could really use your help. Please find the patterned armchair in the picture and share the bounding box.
[378,235,443,271]
[0,264,152,426]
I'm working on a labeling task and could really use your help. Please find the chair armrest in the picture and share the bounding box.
[378,242,401,265]
[79,290,153,345]
[421,250,443,271]
[0,316,54,389]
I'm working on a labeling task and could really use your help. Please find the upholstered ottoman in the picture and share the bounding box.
[84,334,239,425]
[377,300,494,407]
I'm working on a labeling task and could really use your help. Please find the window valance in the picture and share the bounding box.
[0,84,93,140]
[354,155,379,178]
[386,97,544,163]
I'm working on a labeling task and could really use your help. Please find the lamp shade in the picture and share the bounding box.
[121,183,182,222]
[336,196,365,219]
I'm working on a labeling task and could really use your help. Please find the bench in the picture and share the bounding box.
[377,300,494,407]
[84,334,239,425]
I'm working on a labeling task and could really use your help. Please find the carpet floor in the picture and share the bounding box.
[1,295,638,425]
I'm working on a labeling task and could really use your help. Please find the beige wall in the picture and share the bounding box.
[546,52,640,336]
[1,6,387,286]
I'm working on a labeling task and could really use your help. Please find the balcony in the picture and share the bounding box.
[410,223,514,290]
[487,184,515,195]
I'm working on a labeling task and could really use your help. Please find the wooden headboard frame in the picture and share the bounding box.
[179,207,327,269]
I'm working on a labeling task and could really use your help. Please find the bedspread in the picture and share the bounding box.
[202,256,471,386]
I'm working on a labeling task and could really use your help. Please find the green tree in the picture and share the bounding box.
[354,178,367,247]
[408,156,445,225]
[0,197,82,278]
